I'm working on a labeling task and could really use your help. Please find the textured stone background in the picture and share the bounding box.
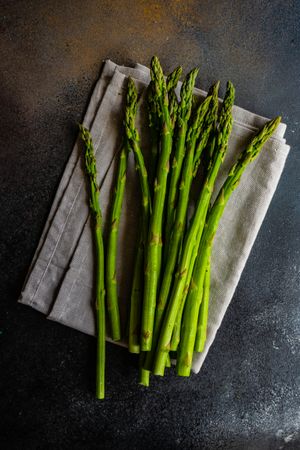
[1,1,299,449]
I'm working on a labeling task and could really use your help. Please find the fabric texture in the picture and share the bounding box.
[19,60,290,373]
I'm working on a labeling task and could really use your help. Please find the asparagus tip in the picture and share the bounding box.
[166,65,183,92]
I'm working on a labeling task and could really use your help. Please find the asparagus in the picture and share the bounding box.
[169,292,185,351]
[166,66,182,92]
[164,68,199,251]
[131,81,161,353]
[105,140,128,341]
[141,56,174,351]
[129,243,144,353]
[147,67,181,187]
[79,55,282,393]
[169,83,219,352]
[125,78,151,226]
[169,253,195,351]
[166,66,182,129]
[177,116,281,376]
[136,79,162,383]
[79,125,106,400]
[146,66,181,288]
[153,82,235,375]
[139,353,150,387]
[147,81,160,189]
[170,220,211,352]
[126,78,152,354]
[143,94,212,371]
[105,82,144,342]
[194,259,210,352]
[193,81,220,176]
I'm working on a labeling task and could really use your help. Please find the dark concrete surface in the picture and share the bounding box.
[1,1,300,449]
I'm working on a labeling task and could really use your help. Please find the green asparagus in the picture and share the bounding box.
[153,82,235,375]
[177,116,281,376]
[194,258,211,352]
[141,56,174,351]
[126,78,152,354]
[79,125,106,400]
[164,68,199,250]
[143,94,212,371]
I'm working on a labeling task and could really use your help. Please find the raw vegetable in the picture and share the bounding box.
[81,56,280,398]
[79,125,106,400]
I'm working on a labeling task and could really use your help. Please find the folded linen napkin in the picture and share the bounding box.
[19,60,290,373]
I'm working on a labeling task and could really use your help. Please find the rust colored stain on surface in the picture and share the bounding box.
[1,1,206,106]
[1,0,280,125]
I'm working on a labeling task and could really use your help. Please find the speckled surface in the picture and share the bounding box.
[0,1,300,449]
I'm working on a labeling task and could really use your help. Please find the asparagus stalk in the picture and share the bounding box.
[143,94,212,371]
[129,243,144,353]
[147,67,181,188]
[193,81,220,176]
[166,66,182,129]
[169,252,195,351]
[105,82,144,341]
[139,352,150,387]
[153,82,235,375]
[79,125,106,400]
[123,78,153,383]
[169,83,219,352]
[125,79,151,221]
[106,79,145,341]
[177,116,281,376]
[141,56,174,351]
[164,68,199,251]
[166,66,182,92]
[164,354,171,368]
[130,81,160,352]
[169,292,185,351]
[147,81,160,189]
[128,72,176,375]
[194,258,210,352]
[126,78,152,354]
[105,140,128,341]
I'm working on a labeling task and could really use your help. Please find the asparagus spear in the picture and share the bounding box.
[140,66,182,378]
[125,79,151,224]
[166,66,182,93]
[105,140,128,341]
[194,258,210,352]
[164,68,199,253]
[153,82,235,375]
[147,81,160,189]
[143,94,212,371]
[193,81,220,176]
[130,80,161,353]
[139,356,150,387]
[177,116,281,376]
[147,68,180,294]
[147,67,181,188]
[169,252,195,351]
[166,66,182,129]
[123,78,153,383]
[169,291,185,351]
[169,83,219,352]
[105,84,140,341]
[79,125,106,400]
[141,56,174,351]
[170,214,211,352]
[129,242,144,353]
[126,78,152,354]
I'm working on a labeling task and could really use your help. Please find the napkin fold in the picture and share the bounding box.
[19,60,290,373]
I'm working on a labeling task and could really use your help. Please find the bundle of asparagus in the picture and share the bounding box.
[79,56,280,399]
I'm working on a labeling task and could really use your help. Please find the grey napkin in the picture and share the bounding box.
[19,60,290,373]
